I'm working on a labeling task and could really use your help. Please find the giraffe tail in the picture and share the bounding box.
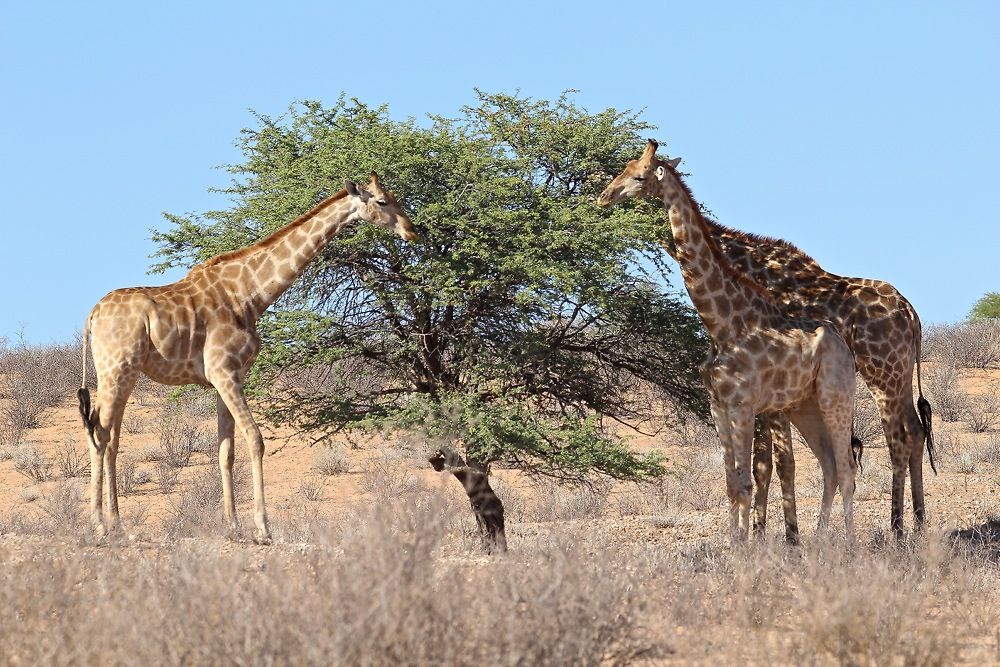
[917,392,936,475]
[913,319,937,475]
[78,313,96,442]
[851,433,864,473]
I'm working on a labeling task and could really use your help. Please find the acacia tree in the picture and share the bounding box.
[152,92,708,550]
[970,292,1000,320]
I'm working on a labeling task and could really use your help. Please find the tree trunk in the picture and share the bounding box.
[428,448,507,554]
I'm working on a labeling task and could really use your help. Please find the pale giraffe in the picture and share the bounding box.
[608,142,933,540]
[78,172,418,542]
[599,141,858,541]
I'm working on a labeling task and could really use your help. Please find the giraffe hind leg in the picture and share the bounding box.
[751,414,773,538]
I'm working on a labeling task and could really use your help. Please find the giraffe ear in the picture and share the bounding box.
[345,179,371,201]
[369,171,380,185]
[666,157,682,169]
[655,165,666,181]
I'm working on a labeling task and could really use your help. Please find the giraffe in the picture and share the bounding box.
[598,141,858,541]
[78,172,417,543]
[604,141,933,540]
[703,212,933,540]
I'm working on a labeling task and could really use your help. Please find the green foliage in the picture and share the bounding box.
[969,292,1000,320]
[151,91,708,480]
[382,392,665,482]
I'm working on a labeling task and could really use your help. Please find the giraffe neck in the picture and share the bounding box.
[197,190,358,320]
[661,187,780,343]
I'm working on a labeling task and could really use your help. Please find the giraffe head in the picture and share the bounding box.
[596,139,682,207]
[345,172,419,241]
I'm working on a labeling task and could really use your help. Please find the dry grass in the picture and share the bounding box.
[0,493,996,666]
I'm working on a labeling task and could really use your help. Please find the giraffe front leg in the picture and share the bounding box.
[214,378,270,545]
[217,394,239,539]
[730,408,755,541]
[716,403,754,543]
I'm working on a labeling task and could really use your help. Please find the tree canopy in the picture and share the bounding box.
[152,91,708,482]
[970,292,1000,320]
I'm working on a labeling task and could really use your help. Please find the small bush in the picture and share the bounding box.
[55,438,88,478]
[155,460,180,494]
[13,443,52,483]
[925,364,967,422]
[964,392,1000,433]
[359,451,418,500]
[164,466,223,538]
[121,413,145,435]
[158,419,194,468]
[852,379,884,446]
[116,455,149,497]
[299,477,324,502]
[0,336,78,430]
[37,481,86,536]
[977,433,1000,467]
[313,446,350,476]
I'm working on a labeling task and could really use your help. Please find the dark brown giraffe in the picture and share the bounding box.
[601,140,933,539]
[78,172,418,542]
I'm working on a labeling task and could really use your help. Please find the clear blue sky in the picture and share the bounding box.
[2,2,997,343]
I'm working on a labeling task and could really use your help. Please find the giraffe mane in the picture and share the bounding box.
[705,219,814,263]
[662,163,776,302]
[192,189,350,272]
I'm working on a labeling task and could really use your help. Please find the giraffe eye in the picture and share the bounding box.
[377,200,388,206]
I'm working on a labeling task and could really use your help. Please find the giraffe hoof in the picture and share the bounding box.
[253,530,272,546]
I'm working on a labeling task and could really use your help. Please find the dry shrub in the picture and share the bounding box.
[852,377,884,447]
[926,320,1000,369]
[965,391,1000,433]
[155,460,180,493]
[491,477,526,524]
[37,481,86,537]
[672,448,726,511]
[785,540,964,665]
[55,438,88,478]
[121,412,145,435]
[672,413,719,449]
[299,477,324,502]
[358,450,418,500]
[313,446,350,476]
[0,420,23,459]
[158,416,195,467]
[976,433,1000,467]
[13,443,52,483]
[116,454,149,497]
[613,476,673,515]
[856,460,891,501]
[0,336,78,430]
[164,466,224,538]
[925,364,967,422]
